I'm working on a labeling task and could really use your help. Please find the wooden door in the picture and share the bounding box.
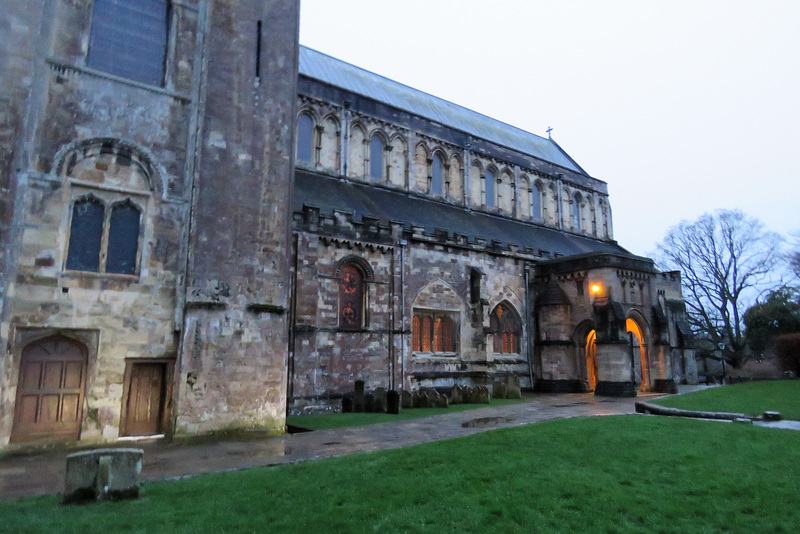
[11,337,87,443]
[125,363,165,436]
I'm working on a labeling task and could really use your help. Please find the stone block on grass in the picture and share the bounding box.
[63,448,143,504]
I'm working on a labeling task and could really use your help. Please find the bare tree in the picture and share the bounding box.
[656,210,783,367]
[788,231,800,281]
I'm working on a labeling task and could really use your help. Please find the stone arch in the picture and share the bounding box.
[469,159,483,207]
[320,114,341,172]
[448,153,463,202]
[348,122,367,178]
[531,179,544,221]
[334,254,374,280]
[54,138,161,195]
[571,190,583,230]
[573,320,598,390]
[546,182,559,225]
[626,311,651,392]
[498,169,514,214]
[388,134,407,188]
[413,142,430,193]
[412,279,462,311]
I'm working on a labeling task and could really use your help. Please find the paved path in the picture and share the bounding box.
[0,393,653,501]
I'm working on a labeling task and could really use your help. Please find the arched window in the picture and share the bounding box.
[572,192,581,229]
[106,200,141,275]
[296,114,314,163]
[369,134,384,179]
[532,183,542,220]
[431,153,443,195]
[66,196,105,272]
[339,264,365,330]
[484,169,495,207]
[490,303,522,354]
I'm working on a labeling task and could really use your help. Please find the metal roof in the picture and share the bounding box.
[298,46,584,173]
[295,170,628,258]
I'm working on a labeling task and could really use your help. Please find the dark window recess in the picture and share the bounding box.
[485,170,495,207]
[339,264,364,329]
[255,20,262,79]
[431,154,443,195]
[87,0,170,86]
[576,280,584,296]
[66,197,105,272]
[297,114,314,163]
[470,268,482,304]
[369,134,384,179]
[106,201,141,275]
[532,184,542,219]
[491,303,521,354]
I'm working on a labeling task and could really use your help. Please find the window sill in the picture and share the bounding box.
[412,352,459,359]
[61,270,140,282]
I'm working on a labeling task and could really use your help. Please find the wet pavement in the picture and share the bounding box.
[0,392,645,501]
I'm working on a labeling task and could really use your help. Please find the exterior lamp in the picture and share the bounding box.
[591,284,601,294]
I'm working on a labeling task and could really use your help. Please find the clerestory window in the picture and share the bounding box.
[87,0,171,86]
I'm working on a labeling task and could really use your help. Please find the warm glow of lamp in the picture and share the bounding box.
[591,284,601,293]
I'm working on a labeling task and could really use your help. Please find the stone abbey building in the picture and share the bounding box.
[0,0,694,449]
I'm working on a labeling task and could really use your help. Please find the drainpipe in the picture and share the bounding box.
[399,239,407,391]
[389,243,395,391]
[287,232,299,401]
[524,264,535,390]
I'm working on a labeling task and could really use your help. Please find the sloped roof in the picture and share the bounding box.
[295,170,628,258]
[298,46,584,174]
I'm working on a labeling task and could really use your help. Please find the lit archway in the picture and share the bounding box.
[626,318,649,391]
[585,330,598,389]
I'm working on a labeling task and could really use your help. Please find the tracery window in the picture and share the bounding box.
[66,196,142,275]
[296,114,314,163]
[339,264,365,330]
[412,311,457,354]
[490,303,521,354]
[369,134,385,179]
[87,0,170,86]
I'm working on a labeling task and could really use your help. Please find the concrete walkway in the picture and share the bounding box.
[0,392,649,501]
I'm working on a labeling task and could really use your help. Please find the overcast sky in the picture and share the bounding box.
[298,0,799,257]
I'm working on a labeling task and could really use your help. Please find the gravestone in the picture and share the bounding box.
[451,384,463,404]
[364,392,375,413]
[354,380,365,412]
[492,379,506,399]
[387,390,401,414]
[402,389,413,409]
[477,385,490,404]
[342,396,353,413]
[374,387,387,413]
[63,448,143,504]
[506,375,522,399]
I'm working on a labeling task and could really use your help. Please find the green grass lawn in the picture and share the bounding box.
[287,397,526,430]
[653,380,800,419]
[4,416,799,533]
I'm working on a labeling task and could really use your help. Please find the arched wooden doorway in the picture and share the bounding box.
[11,336,87,443]
[585,330,598,390]
[626,318,649,392]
